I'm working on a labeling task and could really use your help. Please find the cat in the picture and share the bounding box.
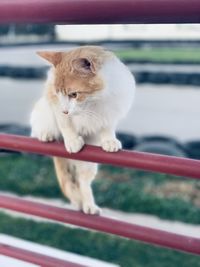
[30,46,135,215]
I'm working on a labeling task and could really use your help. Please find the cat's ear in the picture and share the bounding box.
[72,58,96,75]
[36,51,62,66]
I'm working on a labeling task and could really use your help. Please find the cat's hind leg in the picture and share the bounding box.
[30,97,60,142]
[74,161,101,215]
[54,157,101,215]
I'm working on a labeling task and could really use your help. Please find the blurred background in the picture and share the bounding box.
[1,24,200,157]
[0,24,200,267]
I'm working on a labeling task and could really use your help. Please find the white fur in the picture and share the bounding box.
[30,55,135,150]
[30,52,135,214]
[72,56,135,138]
[30,97,60,141]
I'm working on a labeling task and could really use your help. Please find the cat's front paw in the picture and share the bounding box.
[32,131,55,142]
[64,136,84,153]
[82,202,102,215]
[101,138,122,152]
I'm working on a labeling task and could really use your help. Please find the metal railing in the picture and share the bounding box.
[0,194,200,256]
[0,134,200,179]
[0,242,85,267]
[0,0,200,24]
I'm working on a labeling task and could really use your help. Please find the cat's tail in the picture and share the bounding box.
[53,157,82,208]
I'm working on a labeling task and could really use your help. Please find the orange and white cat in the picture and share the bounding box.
[30,46,135,215]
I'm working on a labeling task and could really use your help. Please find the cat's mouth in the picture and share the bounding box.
[63,111,69,115]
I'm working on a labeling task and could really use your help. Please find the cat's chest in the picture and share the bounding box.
[71,112,106,136]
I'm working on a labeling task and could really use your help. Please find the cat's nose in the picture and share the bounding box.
[63,110,69,115]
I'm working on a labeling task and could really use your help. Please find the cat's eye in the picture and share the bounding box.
[68,92,77,99]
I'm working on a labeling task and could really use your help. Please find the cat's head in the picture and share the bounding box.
[37,46,110,114]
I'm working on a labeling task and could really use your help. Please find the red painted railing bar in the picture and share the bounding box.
[0,243,86,267]
[0,134,200,179]
[0,0,200,24]
[0,194,200,255]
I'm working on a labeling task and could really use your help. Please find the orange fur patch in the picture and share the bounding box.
[38,46,114,103]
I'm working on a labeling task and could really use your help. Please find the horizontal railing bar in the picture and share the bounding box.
[0,0,200,24]
[0,134,200,179]
[0,242,86,267]
[0,194,200,255]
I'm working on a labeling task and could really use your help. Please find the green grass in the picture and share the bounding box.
[116,48,200,63]
[0,212,199,267]
[0,154,200,224]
